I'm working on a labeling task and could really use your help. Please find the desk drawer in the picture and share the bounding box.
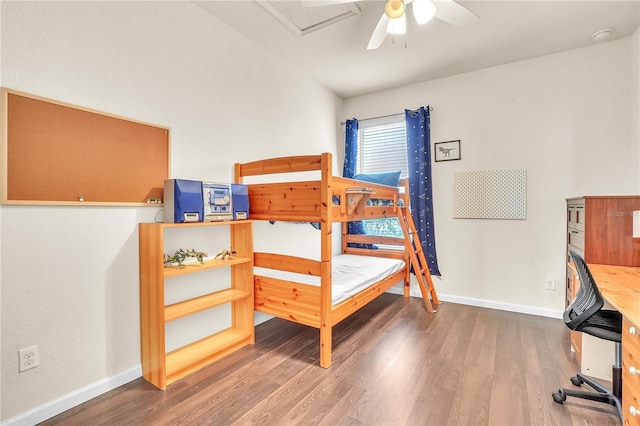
[624,319,640,356]
[624,318,640,426]
[567,200,586,231]
[623,380,640,426]
[623,344,640,393]
[567,230,584,252]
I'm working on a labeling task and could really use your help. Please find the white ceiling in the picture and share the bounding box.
[195,1,640,98]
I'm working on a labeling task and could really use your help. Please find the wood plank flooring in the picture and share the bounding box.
[40,294,620,425]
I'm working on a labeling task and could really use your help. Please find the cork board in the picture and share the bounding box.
[1,88,169,205]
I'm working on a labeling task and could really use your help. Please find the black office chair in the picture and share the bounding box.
[552,251,622,422]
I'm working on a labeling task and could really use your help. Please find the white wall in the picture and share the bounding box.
[0,1,341,423]
[345,36,639,317]
[632,28,640,189]
[0,2,4,419]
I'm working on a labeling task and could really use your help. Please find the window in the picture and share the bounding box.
[357,116,408,239]
[356,117,408,177]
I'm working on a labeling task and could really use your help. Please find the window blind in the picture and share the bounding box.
[357,120,408,177]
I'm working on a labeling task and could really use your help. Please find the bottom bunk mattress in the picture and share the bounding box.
[254,254,405,305]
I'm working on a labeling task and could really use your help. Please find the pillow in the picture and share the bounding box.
[352,171,401,187]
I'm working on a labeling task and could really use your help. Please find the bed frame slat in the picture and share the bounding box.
[254,252,322,276]
[236,155,322,177]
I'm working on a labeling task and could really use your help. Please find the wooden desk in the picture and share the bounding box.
[590,264,640,426]
[590,264,640,326]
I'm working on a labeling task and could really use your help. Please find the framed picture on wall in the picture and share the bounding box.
[434,140,461,162]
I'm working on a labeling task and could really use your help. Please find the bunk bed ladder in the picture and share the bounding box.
[398,206,439,313]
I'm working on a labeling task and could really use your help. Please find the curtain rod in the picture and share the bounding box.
[340,106,433,125]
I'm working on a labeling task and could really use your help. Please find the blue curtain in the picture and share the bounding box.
[343,119,358,178]
[405,107,440,276]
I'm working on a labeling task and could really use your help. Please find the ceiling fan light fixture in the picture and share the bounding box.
[387,13,406,35]
[412,0,437,25]
[384,0,405,20]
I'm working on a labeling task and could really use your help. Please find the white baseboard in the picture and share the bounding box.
[386,285,563,319]
[436,293,563,319]
[2,366,142,426]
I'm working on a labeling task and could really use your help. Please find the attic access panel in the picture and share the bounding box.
[257,1,360,36]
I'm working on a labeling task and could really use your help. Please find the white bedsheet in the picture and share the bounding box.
[254,254,405,305]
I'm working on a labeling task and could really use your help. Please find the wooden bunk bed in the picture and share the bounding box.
[234,152,437,368]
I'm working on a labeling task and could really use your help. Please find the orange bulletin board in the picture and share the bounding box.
[1,88,169,205]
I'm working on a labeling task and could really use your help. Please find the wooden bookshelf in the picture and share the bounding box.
[139,220,254,390]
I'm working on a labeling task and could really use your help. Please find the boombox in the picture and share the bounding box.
[163,179,249,223]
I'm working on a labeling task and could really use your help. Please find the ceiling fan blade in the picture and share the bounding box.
[367,13,390,50]
[433,0,478,27]
[300,0,360,6]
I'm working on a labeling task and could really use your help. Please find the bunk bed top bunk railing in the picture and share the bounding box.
[240,180,401,222]
[234,153,402,223]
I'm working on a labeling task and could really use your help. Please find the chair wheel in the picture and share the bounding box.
[570,376,584,387]
[552,390,566,404]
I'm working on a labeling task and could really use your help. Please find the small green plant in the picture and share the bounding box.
[164,248,208,269]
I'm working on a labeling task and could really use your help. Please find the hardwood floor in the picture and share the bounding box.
[40,294,619,425]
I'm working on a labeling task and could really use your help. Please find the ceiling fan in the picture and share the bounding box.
[301,0,479,50]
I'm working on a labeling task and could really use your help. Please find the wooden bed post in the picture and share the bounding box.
[320,152,333,368]
[233,163,243,184]
[400,178,411,298]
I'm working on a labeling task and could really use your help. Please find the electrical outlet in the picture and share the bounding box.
[19,345,38,372]
[545,277,556,291]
